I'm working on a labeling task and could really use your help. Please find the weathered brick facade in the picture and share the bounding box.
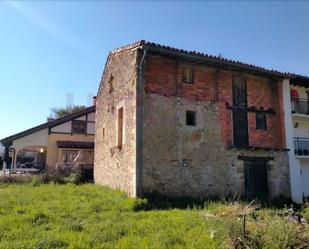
[95,41,291,200]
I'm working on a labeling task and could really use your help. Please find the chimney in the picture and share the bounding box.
[92,96,97,106]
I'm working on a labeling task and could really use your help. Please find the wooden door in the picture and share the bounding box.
[244,160,268,200]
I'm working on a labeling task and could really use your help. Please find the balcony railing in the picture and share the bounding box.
[291,98,309,115]
[294,137,309,156]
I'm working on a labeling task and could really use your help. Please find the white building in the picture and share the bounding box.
[283,75,309,203]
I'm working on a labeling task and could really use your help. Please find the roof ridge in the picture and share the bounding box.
[110,40,145,54]
[109,40,308,79]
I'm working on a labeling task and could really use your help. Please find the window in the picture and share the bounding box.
[102,127,105,138]
[186,111,196,126]
[62,150,78,163]
[182,67,194,84]
[72,120,87,134]
[256,113,267,130]
[117,107,124,149]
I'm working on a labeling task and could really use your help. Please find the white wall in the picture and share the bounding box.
[50,113,95,134]
[51,121,72,133]
[87,122,95,134]
[88,112,95,122]
[76,115,86,121]
[12,128,49,150]
[301,159,309,197]
[283,79,303,203]
[293,117,309,138]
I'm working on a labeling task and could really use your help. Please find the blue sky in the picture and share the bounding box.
[0,1,308,140]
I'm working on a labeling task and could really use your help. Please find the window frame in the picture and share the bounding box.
[62,150,79,163]
[72,120,87,135]
[182,66,194,84]
[256,113,267,131]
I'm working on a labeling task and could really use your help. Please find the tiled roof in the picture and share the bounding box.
[110,40,309,80]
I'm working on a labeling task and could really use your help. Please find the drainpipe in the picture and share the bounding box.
[136,47,147,197]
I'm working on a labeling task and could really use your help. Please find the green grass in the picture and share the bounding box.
[0,184,308,249]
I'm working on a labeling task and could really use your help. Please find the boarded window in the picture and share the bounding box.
[186,111,196,126]
[118,107,124,149]
[72,120,87,134]
[182,67,194,84]
[256,113,267,130]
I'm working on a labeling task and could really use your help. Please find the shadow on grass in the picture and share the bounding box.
[141,191,297,211]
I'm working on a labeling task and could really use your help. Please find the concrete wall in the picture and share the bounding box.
[141,93,290,199]
[94,49,139,197]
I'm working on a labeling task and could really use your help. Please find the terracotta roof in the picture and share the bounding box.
[110,40,309,80]
[0,106,95,146]
[57,141,94,149]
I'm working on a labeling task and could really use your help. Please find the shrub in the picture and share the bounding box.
[0,174,34,184]
[132,198,149,211]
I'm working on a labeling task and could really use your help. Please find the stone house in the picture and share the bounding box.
[95,41,299,200]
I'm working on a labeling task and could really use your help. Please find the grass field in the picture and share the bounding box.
[0,183,309,249]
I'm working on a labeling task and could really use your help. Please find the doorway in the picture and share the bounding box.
[244,160,268,200]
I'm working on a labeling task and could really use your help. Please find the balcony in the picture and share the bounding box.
[294,137,309,157]
[291,98,309,116]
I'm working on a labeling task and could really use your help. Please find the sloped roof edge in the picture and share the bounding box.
[110,40,309,80]
[0,106,95,146]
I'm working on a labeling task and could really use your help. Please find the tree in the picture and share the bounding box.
[50,105,87,119]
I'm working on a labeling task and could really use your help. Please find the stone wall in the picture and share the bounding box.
[141,93,290,199]
[141,53,290,199]
[94,49,138,197]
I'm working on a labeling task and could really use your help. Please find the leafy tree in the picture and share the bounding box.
[50,105,87,119]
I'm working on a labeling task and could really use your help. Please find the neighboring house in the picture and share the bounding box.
[283,76,309,203]
[95,40,304,201]
[1,105,95,171]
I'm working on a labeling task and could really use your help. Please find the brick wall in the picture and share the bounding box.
[144,54,286,149]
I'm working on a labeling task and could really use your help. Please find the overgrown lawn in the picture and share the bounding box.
[0,184,308,249]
